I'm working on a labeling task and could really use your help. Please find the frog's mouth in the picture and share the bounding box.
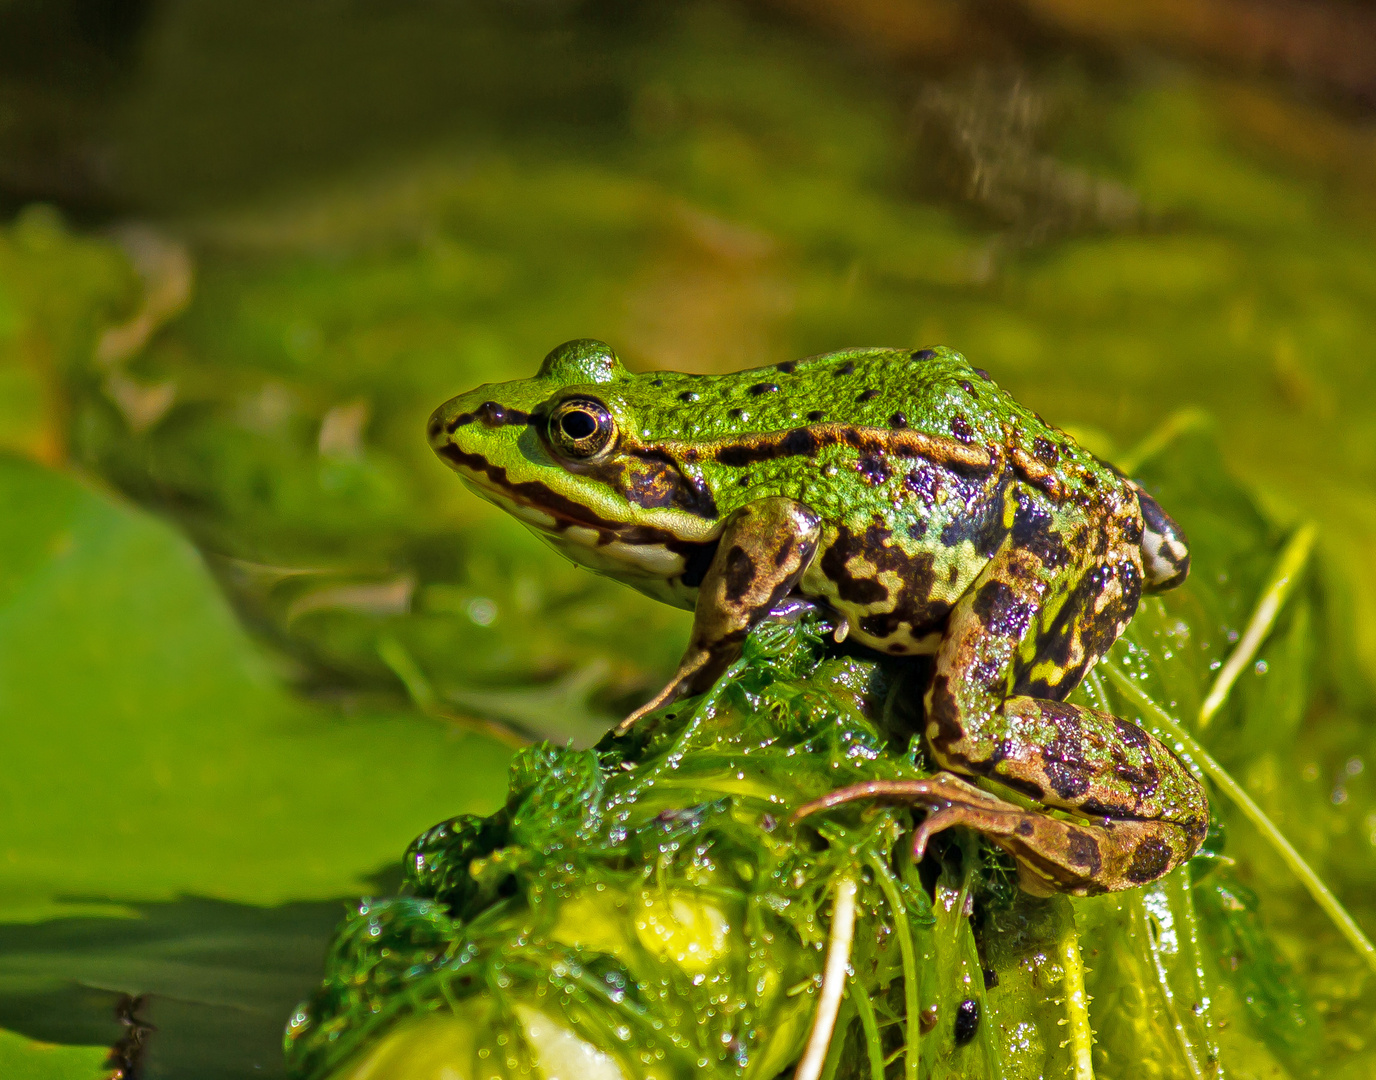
[436,441,706,552]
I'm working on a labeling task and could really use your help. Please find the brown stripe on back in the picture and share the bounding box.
[640,425,997,471]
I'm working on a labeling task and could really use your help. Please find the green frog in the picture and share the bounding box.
[428,339,1207,895]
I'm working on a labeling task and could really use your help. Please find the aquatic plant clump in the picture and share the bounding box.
[285,613,1057,1079]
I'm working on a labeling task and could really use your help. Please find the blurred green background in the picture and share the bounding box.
[3,0,1376,1076]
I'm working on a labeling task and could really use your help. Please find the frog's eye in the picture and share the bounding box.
[546,397,615,460]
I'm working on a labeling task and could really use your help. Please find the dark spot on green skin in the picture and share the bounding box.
[950,415,975,443]
[857,388,880,402]
[890,412,907,428]
[938,471,1009,557]
[972,581,1033,640]
[912,348,937,360]
[954,1000,980,1046]
[679,390,698,403]
[806,410,825,422]
[904,464,939,504]
[1036,700,1092,800]
[907,520,928,540]
[728,407,744,420]
[983,968,999,990]
[738,474,751,486]
[960,380,975,394]
[1065,828,1102,873]
[776,360,797,374]
[651,378,664,388]
[1125,836,1174,884]
[856,454,891,485]
[1033,436,1060,466]
[1010,492,1069,569]
[974,368,992,380]
[722,545,756,603]
[749,382,780,396]
[837,361,855,376]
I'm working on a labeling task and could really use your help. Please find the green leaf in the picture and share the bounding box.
[0,455,510,922]
[0,1028,108,1080]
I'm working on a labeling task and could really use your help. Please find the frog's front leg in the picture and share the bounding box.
[617,497,821,733]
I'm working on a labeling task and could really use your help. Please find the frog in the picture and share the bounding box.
[428,339,1208,896]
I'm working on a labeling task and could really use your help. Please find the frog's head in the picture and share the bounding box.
[428,340,720,563]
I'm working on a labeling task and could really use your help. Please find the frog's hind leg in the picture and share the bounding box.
[918,529,1207,891]
[616,497,821,733]
[792,774,1187,896]
[803,513,1208,893]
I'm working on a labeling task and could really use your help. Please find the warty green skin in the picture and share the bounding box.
[428,339,1207,895]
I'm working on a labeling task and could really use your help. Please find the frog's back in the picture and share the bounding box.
[635,347,1014,447]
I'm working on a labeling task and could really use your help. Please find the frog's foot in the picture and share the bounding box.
[615,653,711,734]
[792,771,1195,897]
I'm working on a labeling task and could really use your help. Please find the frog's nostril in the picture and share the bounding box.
[427,413,444,442]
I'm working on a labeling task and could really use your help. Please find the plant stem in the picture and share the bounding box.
[1102,659,1376,975]
[1059,912,1095,1080]
[1199,522,1316,729]
[866,851,922,1080]
[849,982,886,1080]
[795,874,858,1080]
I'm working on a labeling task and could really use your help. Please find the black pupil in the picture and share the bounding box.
[560,409,598,440]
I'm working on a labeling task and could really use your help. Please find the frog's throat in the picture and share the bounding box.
[437,442,714,550]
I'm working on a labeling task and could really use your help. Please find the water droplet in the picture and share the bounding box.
[466,597,497,626]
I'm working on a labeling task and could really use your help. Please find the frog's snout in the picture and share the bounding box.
[426,405,448,448]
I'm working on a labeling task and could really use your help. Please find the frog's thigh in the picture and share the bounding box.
[618,498,820,730]
[925,539,1207,890]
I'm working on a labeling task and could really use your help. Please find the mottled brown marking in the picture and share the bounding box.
[722,545,756,603]
[1033,436,1060,466]
[1065,828,1102,874]
[1125,836,1173,884]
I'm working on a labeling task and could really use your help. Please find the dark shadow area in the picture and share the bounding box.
[0,895,354,1079]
